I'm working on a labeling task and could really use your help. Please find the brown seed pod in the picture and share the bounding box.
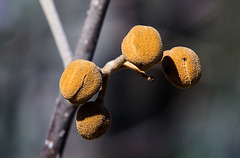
[161,46,201,88]
[59,59,102,105]
[76,101,111,140]
[121,25,163,70]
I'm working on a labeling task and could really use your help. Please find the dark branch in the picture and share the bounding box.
[41,0,110,157]
[74,0,110,60]
[42,95,77,158]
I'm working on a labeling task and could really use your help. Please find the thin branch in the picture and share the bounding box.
[43,95,77,158]
[39,0,73,67]
[74,0,110,60]
[41,0,111,157]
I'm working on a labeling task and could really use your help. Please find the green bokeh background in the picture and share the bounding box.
[1,0,240,158]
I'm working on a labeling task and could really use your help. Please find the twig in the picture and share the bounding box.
[97,55,126,104]
[101,55,126,76]
[39,0,73,67]
[40,0,111,157]
[123,61,154,81]
[100,55,154,81]
[95,75,110,104]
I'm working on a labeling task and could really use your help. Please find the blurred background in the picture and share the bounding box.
[1,0,240,157]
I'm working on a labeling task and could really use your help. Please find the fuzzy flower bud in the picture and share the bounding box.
[59,59,102,105]
[76,101,111,140]
[121,25,163,70]
[161,46,201,88]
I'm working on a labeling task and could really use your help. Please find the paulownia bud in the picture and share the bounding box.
[59,59,102,105]
[76,101,111,140]
[161,46,201,88]
[121,25,163,70]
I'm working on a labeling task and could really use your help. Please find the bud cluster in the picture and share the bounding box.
[59,25,202,140]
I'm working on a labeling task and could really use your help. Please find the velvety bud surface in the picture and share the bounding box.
[59,59,102,105]
[76,102,111,140]
[121,25,163,70]
[162,47,201,88]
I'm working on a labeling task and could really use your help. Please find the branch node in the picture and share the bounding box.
[101,55,126,76]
